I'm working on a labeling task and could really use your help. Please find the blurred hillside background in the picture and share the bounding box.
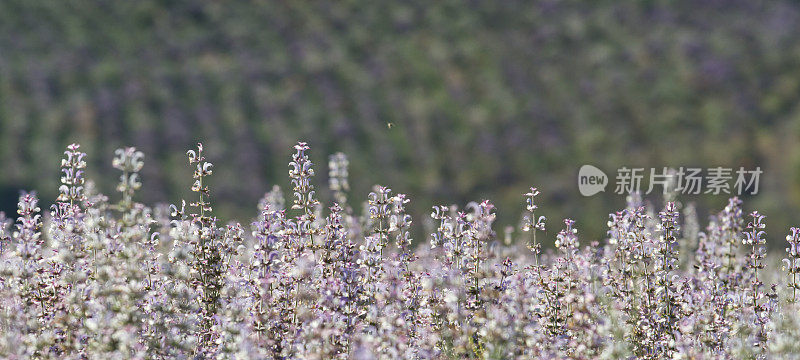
[1,0,799,246]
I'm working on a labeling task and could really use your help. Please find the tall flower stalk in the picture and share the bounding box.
[289,141,319,254]
[368,185,392,257]
[329,152,350,207]
[656,202,680,350]
[58,143,87,210]
[785,227,800,303]
[744,211,768,350]
[522,187,546,266]
[112,147,144,216]
[186,143,223,351]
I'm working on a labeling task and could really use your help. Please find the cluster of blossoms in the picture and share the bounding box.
[1,141,800,359]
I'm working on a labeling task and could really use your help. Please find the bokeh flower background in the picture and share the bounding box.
[1,0,798,244]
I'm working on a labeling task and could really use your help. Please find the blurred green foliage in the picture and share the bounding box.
[1,0,799,246]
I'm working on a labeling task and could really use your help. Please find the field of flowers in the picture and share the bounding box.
[0,142,798,359]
